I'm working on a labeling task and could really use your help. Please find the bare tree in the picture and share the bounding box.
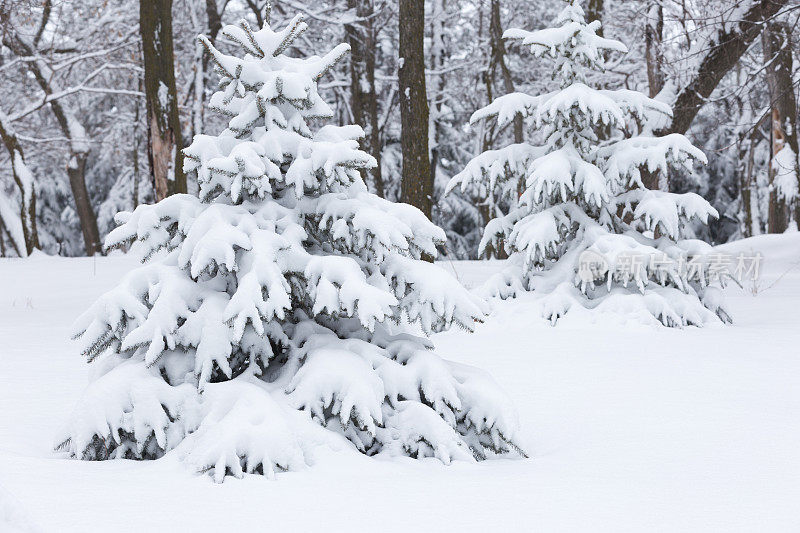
[737,120,765,238]
[186,0,228,141]
[141,0,186,201]
[2,26,102,255]
[429,0,446,195]
[644,1,665,98]
[0,112,38,256]
[477,0,520,258]
[399,0,432,220]
[132,80,143,210]
[657,0,788,136]
[762,20,799,232]
[489,0,522,145]
[345,0,384,197]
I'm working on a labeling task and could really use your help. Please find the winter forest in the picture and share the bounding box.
[1,0,800,531]
[1,0,799,257]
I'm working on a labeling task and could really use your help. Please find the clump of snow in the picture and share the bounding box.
[773,146,799,202]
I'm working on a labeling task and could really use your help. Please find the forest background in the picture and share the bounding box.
[0,0,798,259]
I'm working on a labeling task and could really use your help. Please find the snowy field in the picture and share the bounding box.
[1,233,799,532]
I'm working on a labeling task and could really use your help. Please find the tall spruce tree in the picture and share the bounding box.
[57,14,522,482]
[447,0,730,327]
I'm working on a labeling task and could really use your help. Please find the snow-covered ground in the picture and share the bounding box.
[1,233,799,532]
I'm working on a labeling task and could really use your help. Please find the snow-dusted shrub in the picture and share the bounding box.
[447,1,731,327]
[56,14,523,481]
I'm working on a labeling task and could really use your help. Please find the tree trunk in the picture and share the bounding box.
[736,117,765,239]
[67,153,101,254]
[364,16,383,200]
[644,2,664,98]
[429,0,446,199]
[345,0,384,198]
[640,166,667,190]
[141,0,186,201]
[490,0,522,145]
[189,0,225,138]
[640,3,667,192]
[486,0,514,258]
[132,84,142,209]
[767,109,789,233]
[0,217,6,257]
[206,0,223,37]
[190,27,206,144]
[763,21,799,232]
[740,133,758,237]
[0,113,39,255]
[587,0,603,36]
[399,0,433,221]
[657,0,787,136]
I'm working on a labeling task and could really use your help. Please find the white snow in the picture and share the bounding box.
[773,145,799,201]
[0,190,26,257]
[2,233,800,531]
[0,483,42,533]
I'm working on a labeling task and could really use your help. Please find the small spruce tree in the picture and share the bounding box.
[447,0,730,327]
[57,13,523,482]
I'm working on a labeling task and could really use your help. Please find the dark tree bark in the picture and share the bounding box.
[738,130,758,237]
[141,0,186,201]
[0,115,39,255]
[399,0,433,220]
[206,0,223,38]
[0,217,5,257]
[763,21,799,233]
[345,0,384,198]
[66,154,102,254]
[587,0,604,36]
[132,80,143,210]
[429,0,446,198]
[644,2,665,98]
[484,0,519,258]
[489,0,522,145]
[189,0,227,140]
[640,25,665,197]
[244,0,268,26]
[735,105,768,237]
[657,0,788,136]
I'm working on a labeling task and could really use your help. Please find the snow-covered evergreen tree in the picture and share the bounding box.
[447,0,730,327]
[56,14,523,481]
